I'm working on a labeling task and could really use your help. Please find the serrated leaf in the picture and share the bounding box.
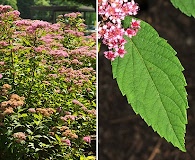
[112,17,188,151]
[170,0,195,17]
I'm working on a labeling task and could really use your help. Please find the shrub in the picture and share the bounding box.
[0,5,96,160]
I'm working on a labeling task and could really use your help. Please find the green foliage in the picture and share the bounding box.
[61,0,96,8]
[35,0,50,6]
[112,16,188,152]
[57,13,95,50]
[17,0,34,18]
[0,6,96,159]
[0,0,17,9]
[80,155,95,160]
[170,0,195,17]
[50,0,81,6]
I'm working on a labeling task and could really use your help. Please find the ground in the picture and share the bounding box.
[99,0,195,159]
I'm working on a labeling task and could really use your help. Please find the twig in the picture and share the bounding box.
[110,115,138,124]
[148,138,162,160]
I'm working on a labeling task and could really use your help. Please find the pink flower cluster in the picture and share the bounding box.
[61,139,71,146]
[13,132,26,143]
[98,0,141,60]
[83,136,91,143]
[0,5,12,13]
[0,6,20,20]
[0,41,9,49]
[64,12,82,18]
[72,99,85,107]
[14,19,50,34]
[60,115,76,121]
[50,49,68,57]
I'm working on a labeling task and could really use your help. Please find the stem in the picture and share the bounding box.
[26,61,36,102]
[10,40,15,90]
[26,31,38,104]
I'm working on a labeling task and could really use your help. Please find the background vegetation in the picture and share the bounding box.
[0,0,96,19]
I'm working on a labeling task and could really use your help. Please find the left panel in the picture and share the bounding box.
[0,1,96,159]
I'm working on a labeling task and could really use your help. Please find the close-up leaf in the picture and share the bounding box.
[112,17,188,152]
[170,0,195,17]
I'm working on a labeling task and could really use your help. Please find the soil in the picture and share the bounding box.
[98,0,195,160]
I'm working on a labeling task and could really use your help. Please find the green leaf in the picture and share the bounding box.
[18,113,28,118]
[170,0,195,17]
[112,17,188,151]
[80,156,95,160]
[55,134,61,144]
[98,42,101,52]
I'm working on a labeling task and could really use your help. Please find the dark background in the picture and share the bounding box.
[99,0,195,159]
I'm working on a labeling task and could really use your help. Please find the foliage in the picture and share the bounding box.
[0,0,17,9]
[50,0,83,6]
[17,0,34,18]
[0,5,96,160]
[34,0,50,6]
[80,155,95,160]
[98,0,188,152]
[170,0,195,17]
[50,0,96,8]
[68,0,96,8]
[112,16,188,152]
[1,0,95,20]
